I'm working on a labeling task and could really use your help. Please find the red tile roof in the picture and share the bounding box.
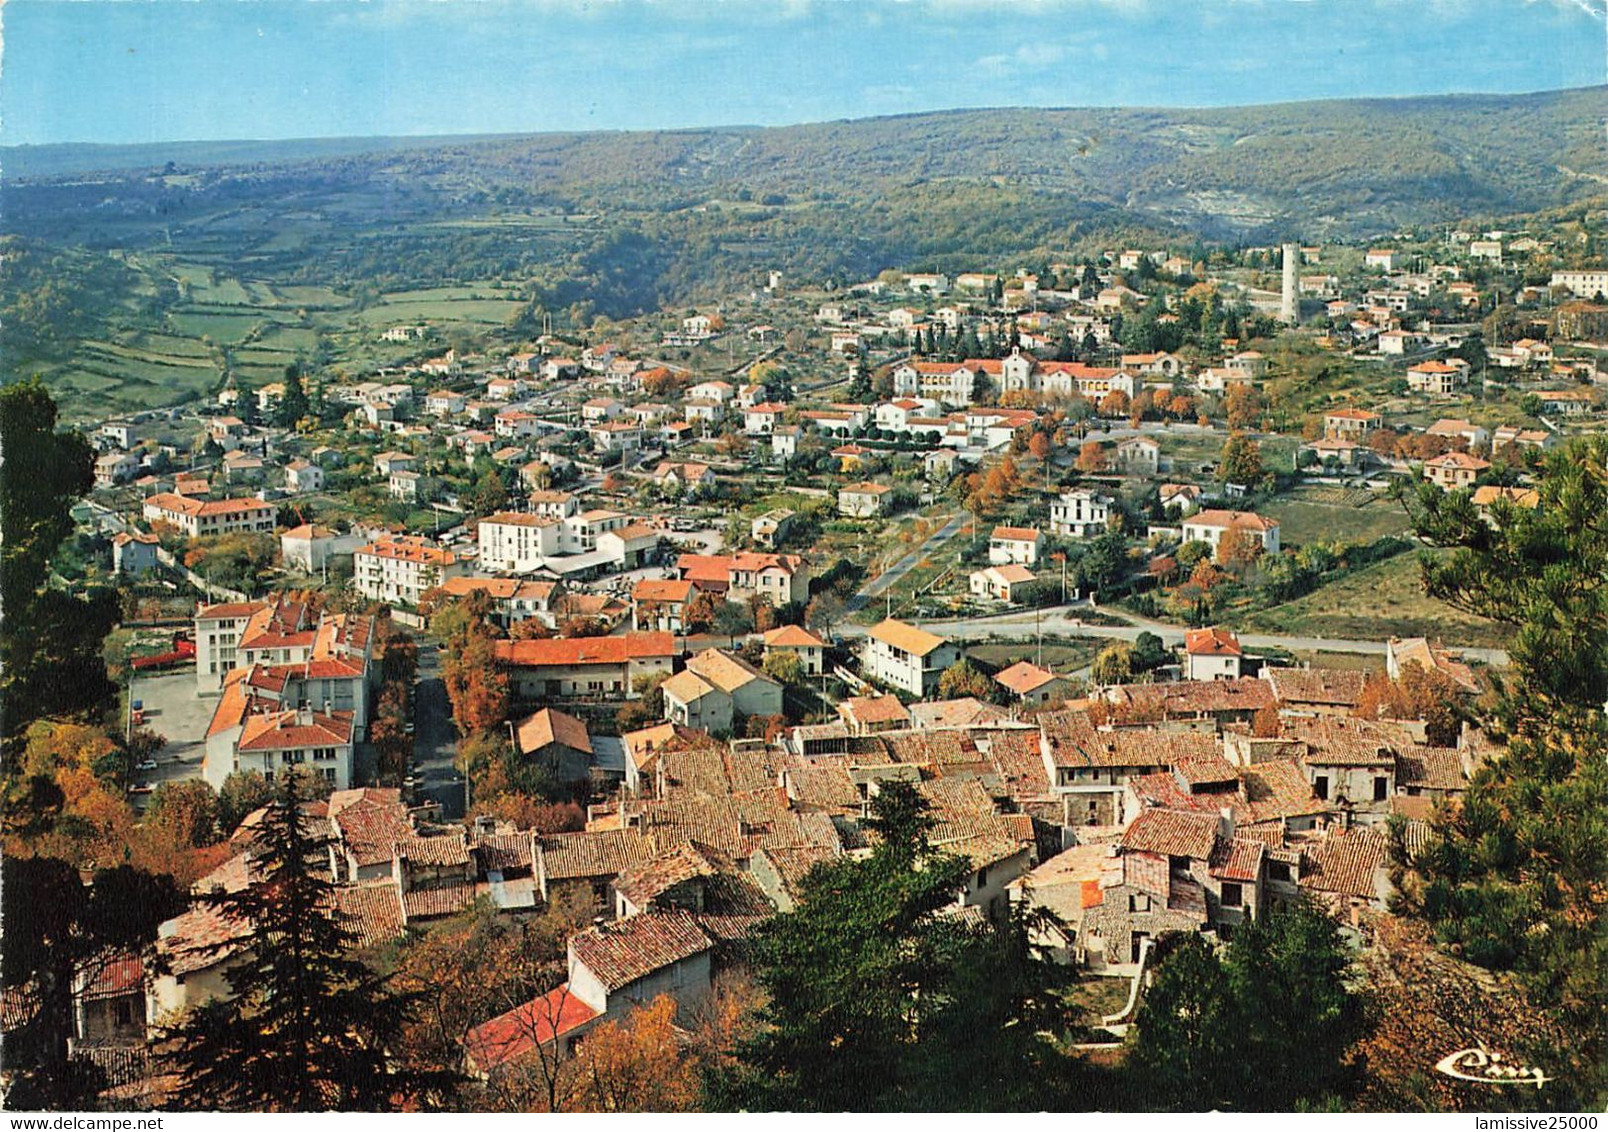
[495,632,674,668]
[464,985,600,1071]
[568,910,711,993]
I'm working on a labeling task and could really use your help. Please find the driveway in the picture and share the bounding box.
[846,512,968,613]
[412,641,468,818]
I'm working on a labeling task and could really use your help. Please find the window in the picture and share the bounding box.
[115,1000,134,1026]
[1221,882,1243,908]
[976,865,989,890]
[1373,776,1389,802]
[1268,861,1292,883]
[1314,774,1329,800]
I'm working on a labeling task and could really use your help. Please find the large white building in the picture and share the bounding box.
[142,493,275,539]
[353,535,465,607]
[1551,270,1608,300]
[862,618,961,698]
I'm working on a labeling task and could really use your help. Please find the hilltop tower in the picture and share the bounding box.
[1280,242,1299,325]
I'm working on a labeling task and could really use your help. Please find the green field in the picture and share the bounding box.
[967,637,1104,674]
[356,298,525,325]
[1241,551,1512,649]
[1260,492,1412,547]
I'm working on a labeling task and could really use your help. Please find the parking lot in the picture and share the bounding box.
[126,669,214,802]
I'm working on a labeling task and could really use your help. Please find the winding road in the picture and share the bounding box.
[837,602,1510,666]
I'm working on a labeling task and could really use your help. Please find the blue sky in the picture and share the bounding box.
[3,0,1603,146]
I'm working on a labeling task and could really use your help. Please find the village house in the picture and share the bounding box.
[112,530,161,575]
[676,551,811,607]
[513,707,595,786]
[1406,360,1467,395]
[970,564,1036,603]
[762,624,827,677]
[284,459,325,494]
[142,493,275,539]
[353,535,464,607]
[1050,489,1112,538]
[1113,436,1161,476]
[1184,626,1243,681]
[432,576,565,629]
[861,619,961,697]
[838,481,895,518]
[495,633,676,701]
[989,526,1044,566]
[994,660,1073,705]
[1181,510,1281,555]
[629,578,695,634]
[1423,451,1490,491]
[1324,408,1383,438]
[661,649,782,733]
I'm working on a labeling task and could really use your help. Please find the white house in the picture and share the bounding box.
[1184,626,1242,681]
[1181,510,1281,556]
[353,536,465,607]
[1050,490,1111,538]
[862,619,961,697]
[839,481,894,518]
[988,526,1044,566]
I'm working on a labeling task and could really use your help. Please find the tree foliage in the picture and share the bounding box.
[1127,903,1366,1110]
[163,780,458,1110]
[0,378,118,739]
[712,782,1081,1110]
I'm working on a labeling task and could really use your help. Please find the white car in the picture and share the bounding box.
[135,759,158,772]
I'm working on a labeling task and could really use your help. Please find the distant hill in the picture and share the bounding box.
[7,87,1605,240]
[4,87,1605,420]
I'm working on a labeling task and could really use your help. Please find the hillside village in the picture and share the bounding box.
[14,216,1608,1108]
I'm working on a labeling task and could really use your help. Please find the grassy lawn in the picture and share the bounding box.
[967,636,1104,673]
[1285,649,1387,672]
[1260,494,1412,547]
[1241,551,1513,649]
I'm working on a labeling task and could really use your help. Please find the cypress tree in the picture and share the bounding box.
[164,780,458,1110]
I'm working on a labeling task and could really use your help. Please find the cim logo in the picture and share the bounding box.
[1435,1047,1552,1089]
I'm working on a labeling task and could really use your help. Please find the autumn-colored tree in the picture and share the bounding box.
[750,595,778,634]
[1219,432,1264,485]
[1216,526,1265,568]
[1099,390,1130,417]
[1090,642,1136,685]
[1251,703,1282,738]
[1189,558,1227,591]
[146,779,222,849]
[443,629,509,737]
[1027,431,1052,461]
[682,590,720,635]
[564,996,700,1112]
[1074,441,1108,474]
[1354,665,1462,746]
[1225,384,1263,430]
[936,659,995,701]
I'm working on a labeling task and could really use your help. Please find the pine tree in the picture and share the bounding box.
[163,780,458,1110]
[710,782,1080,1111]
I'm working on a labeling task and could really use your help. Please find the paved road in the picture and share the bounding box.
[840,603,1510,666]
[412,641,467,818]
[846,512,969,613]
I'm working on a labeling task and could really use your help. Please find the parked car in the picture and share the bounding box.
[135,758,158,772]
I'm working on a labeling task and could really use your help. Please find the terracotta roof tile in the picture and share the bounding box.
[568,910,711,993]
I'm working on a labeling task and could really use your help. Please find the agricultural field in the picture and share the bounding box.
[1240,550,1513,649]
